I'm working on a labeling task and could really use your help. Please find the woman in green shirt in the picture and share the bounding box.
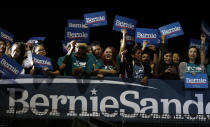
[179,34,206,79]
[94,46,119,77]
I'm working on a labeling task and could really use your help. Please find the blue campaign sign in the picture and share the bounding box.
[84,11,107,28]
[135,28,160,47]
[32,53,53,70]
[189,38,209,54]
[113,15,137,35]
[0,27,14,44]
[184,73,208,88]
[158,22,184,39]
[0,54,23,77]
[201,20,210,40]
[67,19,88,29]
[65,27,89,43]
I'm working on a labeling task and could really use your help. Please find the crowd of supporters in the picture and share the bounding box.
[0,28,208,85]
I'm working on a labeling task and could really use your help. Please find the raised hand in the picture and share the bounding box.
[121,29,127,35]
[161,35,166,44]
[142,40,149,51]
[201,34,206,44]
[67,40,76,55]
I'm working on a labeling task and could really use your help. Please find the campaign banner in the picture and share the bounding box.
[32,53,53,70]
[189,39,209,54]
[84,11,107,28]
[184,73,208,88]
[135,28,160,47]
[27,37,46,45]
[0,54,23,77]
[158,22,184,39]
[0,27,14,44]
[0,76,210,123]
[201,20,210,40]
[113,15,137,35]
[67,19,88,29]
[65,27,89,43]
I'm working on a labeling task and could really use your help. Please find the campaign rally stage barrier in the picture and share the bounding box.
[0,75,210,124]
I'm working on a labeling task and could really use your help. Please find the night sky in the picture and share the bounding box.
[1,7,210,61]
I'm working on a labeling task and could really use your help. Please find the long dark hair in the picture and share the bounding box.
[157,50,173,73]
[10,42,26,65]
[185,46,200,65]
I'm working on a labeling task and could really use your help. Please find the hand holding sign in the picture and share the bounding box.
[142,40,149,51]
[121,29,127,36]
[67,40,76,55]
[148,45,156,52]
[42,67,50,75]
[161,35,166,44]
[191,72,196,76]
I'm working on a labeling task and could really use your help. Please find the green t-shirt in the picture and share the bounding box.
[95,62,114,70]
[71,53,93,73]
[186,63,203,73]
[57,56,72,76]
[88,53,103,71]
[95,55,120,70]
[58,53,93,76]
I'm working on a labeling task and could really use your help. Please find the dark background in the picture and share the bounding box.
[1,7,210,61]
